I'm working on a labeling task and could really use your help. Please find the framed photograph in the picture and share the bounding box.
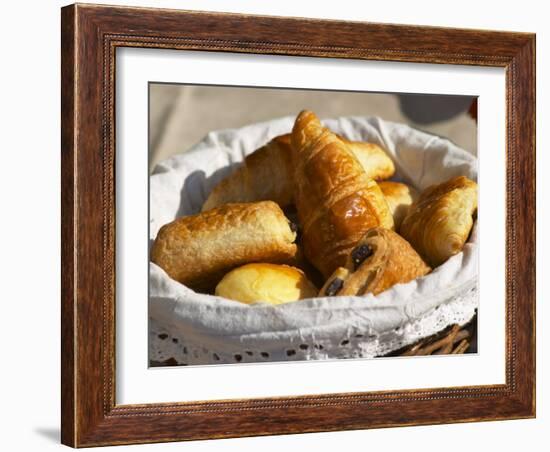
[61,3,535,447]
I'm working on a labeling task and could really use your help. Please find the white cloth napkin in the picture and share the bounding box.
[148,116,478,363]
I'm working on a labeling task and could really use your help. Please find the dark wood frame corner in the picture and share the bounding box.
[61,3,536,447]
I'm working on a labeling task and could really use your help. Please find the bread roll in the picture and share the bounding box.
[215,263,317,305]
[151,201,297,291]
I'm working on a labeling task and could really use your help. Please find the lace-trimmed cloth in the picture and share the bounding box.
[149,116,478,365]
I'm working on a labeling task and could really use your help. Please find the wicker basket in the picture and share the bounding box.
[149,115,478,367]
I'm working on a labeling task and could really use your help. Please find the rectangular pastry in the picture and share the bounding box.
[151,201,297,291]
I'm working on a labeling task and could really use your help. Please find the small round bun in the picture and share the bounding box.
[215,263,317,305]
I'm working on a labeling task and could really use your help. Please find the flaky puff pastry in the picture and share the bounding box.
[379,181,419,229]
[292,110,394,277]
[215,263,317,305]
[319,227,431,297]
[400,176,478,267]
[338,136,395,181]
[202,134,294,212]
[201,134,395,212]
[151,201,297,291]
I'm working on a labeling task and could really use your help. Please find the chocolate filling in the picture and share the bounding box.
[325,277,344,296]
[351,244,374,270]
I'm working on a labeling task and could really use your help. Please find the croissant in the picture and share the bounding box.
[151,201,297,291]
[379,181,418,229]
[202,134,295,212]
[319,227,431,297]
[338,136,395,181]
[400,176,478,267]
[202,134,395,212]
[292,110,394,277]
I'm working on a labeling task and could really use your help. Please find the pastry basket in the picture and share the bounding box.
[149,115,478,365]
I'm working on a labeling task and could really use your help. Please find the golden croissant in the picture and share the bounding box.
[400,176,478,267]
[202,134,295,211]
[291,110,394,277]
[202,133,395,212]
[338,135,395,180]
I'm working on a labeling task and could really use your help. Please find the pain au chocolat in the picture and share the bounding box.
[319,227,431,297]
[151,201,297,291]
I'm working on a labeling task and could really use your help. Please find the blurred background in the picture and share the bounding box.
[149,84,477,170]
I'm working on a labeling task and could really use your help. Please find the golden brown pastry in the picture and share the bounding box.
[202,134,295,212]
[319,227,431,297]
[338,136,395,180]
[215,263,317,305]
[201,133,395,212]
[400,176,478,267]
[151,201,297,291]
[379,181,419,229]
[291,110,394,277]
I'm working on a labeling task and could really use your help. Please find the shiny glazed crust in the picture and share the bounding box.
[292,110,394,277]
[319,227,431,296]
[214,263,318,305]
[151,201,297,291]
[379,181,419,229]
[201,133,395,212]
[400,176,478,267]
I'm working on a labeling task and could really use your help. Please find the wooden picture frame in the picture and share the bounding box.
[61,3,535,447]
